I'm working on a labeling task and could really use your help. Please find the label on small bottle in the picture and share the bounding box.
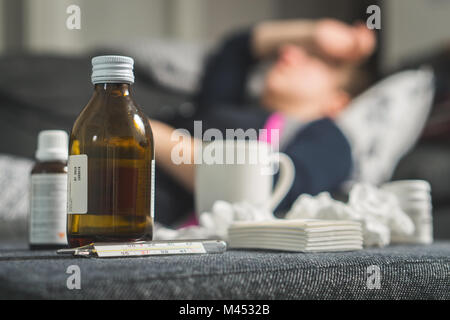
[30,173,68,245]
[68,154,88,214]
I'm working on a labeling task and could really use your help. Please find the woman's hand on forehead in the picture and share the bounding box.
[312,19,376,63]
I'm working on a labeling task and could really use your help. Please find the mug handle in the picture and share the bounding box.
[267,152,295,212]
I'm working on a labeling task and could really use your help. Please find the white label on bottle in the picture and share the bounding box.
[68,154,88,214]
[30,173,68,245]
[151,159,155,219]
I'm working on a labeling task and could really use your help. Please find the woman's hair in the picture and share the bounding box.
[340,62,374,98]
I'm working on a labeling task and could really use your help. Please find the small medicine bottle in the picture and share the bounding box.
[29,130,69,249]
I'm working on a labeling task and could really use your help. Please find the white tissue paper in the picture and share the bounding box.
[154,183,419,248]
[154,200,273,241]
[285,184,415,247]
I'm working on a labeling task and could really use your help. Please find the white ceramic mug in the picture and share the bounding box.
[195,140,295,215]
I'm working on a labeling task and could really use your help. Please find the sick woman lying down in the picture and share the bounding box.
[151,18,376,226]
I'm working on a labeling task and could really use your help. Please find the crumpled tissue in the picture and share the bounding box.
[154,183,415,247]
[154,200,273,241]
[285,183,415,247]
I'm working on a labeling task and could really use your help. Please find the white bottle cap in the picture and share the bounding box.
[91,55,134,84]
[35,130,69,161]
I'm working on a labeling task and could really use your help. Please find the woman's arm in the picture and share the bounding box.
[253,19,375,62]
[252,20,316,58]
[151,119,195,192]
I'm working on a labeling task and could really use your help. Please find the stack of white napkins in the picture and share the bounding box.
[228,219,363,252]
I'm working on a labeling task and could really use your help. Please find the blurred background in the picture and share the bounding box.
[0,0,449,240]
[0,0,449,71]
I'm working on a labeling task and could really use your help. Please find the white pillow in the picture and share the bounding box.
[336,68,435,186]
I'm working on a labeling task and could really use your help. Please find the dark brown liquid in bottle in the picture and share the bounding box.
[30,161,68,250]
[67,83,154,247]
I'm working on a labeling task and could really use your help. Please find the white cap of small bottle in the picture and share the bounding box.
[35,130,69,162]
[91,55,134,84]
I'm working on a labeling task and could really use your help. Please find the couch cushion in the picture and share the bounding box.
[0,241,448,299]
[0,54,190,159]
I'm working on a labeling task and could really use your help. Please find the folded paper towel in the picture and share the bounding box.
[228,219,363,252]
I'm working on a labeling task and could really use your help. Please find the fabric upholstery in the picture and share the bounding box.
[0,241,448,299]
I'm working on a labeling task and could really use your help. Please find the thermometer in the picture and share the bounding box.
[57,240,227,258]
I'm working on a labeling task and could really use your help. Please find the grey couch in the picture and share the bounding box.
[0,240,448,299]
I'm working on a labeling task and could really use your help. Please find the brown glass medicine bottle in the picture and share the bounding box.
[29,130,69,250]
[67,55,155,248]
